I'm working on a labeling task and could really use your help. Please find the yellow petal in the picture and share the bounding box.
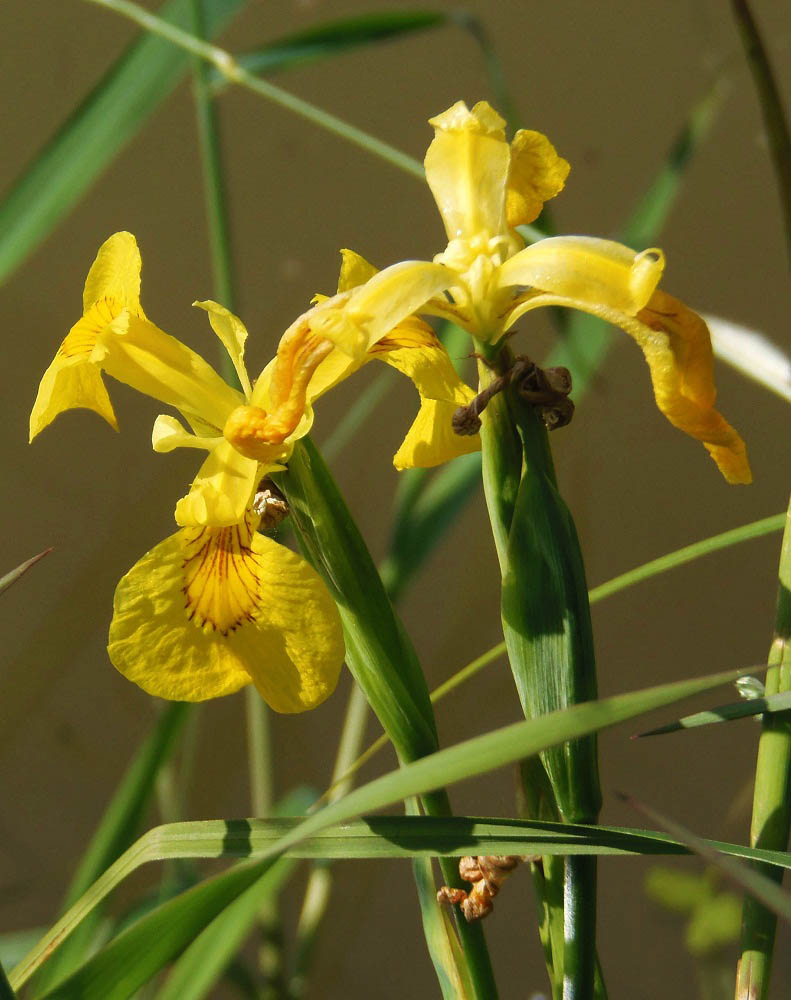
[311,262,453,358]
[151,414,220,452]
[108,517,345,712]
[337,248,378,292]
[393,398,481,470]
[371,319,480,469]
[30,295,132,439]
[30,349,117,441]
[629,291,752,484]
[194,300,253,398]
[96,313,243,430]
[498,236,665,316]
[506,130,570,227]
[425,100,511,241]
[82,231,144,316]
[175,439,261,527]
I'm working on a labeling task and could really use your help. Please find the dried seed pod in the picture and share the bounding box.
[437,855,535,921]
[541,396,575,431]
[542,366,572,397]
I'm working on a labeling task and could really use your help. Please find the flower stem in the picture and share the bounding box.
[735,499,791,1000]
[477,342,602,999]
[85,0,424,180]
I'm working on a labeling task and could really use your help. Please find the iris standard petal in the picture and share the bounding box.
[425,100,511,242]
[506,130,570,228]
[498,236,665,317]
[82,231,144,316]
[194,300,253,398]
[175,439,261,527]
[108,518,344,711]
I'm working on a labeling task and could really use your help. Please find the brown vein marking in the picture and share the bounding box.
[181,514,262,635]
[58,297,123,359]
[370,316,439,354]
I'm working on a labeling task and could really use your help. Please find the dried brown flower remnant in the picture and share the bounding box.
[437,854,535,921]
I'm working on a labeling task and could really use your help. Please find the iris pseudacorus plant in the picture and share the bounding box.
[30,233,476,710]
[304,100,751,484]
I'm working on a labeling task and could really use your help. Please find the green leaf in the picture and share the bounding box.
[624,796,791,928]
[11,662,751,992]
[211,11,449,85]
[39,859,280,1000]
[637,690,791,737]
[0,549,52,597]
[0,0,246,286]
[154,859,296,1000]
[31,702,191,993]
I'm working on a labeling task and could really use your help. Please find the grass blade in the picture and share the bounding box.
[11,663,749,990]
[0,0,246,286]
[0,549,52,597]
[212,11,450,84]
[623,795,791,925]
[636,689,791,737]
[30,702,191,993]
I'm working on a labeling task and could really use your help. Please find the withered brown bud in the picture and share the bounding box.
[452,404,483,436]
[542,366,572,397]
[253,480,290,534]
[437,855,531,922]
[541,396,575,431]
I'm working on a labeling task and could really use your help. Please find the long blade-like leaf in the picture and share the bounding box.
[212,11,450,84]
[0,0,246,285]
[12,663,749,989]
[0,549,52,597]
[637,689,791,737]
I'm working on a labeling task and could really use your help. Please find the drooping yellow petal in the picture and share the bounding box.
[194,300,253,398]
[506,130,570,227]
[30,297,130,439]
[370,318,480,469]
[425,100,511,241]
[175,439,261,527]
[498,236,665,319]
[108,516,345,712]
[95,313,243,430]
[629,290,752,484]
[82,231,145,315]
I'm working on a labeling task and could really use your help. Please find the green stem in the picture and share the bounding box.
[735,499,791,999]
[730,0,791,263]
[86,0,424,180]
[478,343,602,999]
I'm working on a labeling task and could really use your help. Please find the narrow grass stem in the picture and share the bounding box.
[85,0,424,180]
[735,500,791,999]
[730,0,791,263]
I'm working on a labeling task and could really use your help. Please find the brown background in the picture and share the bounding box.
[2,0,791,996]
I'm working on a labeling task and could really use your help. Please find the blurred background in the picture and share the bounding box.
[1,0,790,996]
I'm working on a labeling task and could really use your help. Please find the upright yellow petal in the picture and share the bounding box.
[108,517,344,712]
[337,248,378,292]
[425,100,511,241]
[82,231,144,316]
[175,439,261,527]
[506,130,570,228]
[498,236,665,317]
[194,300,253,398]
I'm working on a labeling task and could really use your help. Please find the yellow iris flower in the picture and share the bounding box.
[30,232,475,708]
[303,100,751,485]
